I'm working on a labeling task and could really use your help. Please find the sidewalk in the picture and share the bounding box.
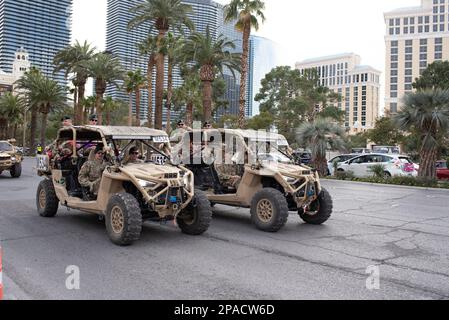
[323,178,449,192]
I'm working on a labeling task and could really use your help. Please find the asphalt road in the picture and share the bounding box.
[1,158,449,300]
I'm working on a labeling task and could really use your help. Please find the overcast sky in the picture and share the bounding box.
[72,0,422,110]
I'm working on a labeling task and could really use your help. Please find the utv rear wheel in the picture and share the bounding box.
[177,190,212,235]
[10,163,22,178]
[36,179,59,217]
[105,193,142,246]
[250,188,289,232]
[299,188,333,225]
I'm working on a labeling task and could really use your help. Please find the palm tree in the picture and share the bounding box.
[80,95,97,122]
[395,89,449,179]
[182,28,241,122]
[128,0,194,130]
[161,33,184,133]
[53,40,96,124]
[124,70,146,126]
[224,0,266,129]
[26,77,68,146]
[14,67,43,151]
[296,118,347,176]
[138,36,158,128]
[173,69,202,127]
[103,97,125,126]
[0,93,24,139]
[84,53,124,125]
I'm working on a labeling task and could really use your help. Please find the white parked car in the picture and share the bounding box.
[327,154,359,176]
[337,153,418,178]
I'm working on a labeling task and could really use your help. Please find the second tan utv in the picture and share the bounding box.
[172,129,333,233]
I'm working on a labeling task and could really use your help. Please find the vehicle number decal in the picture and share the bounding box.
[37,155,50,171]
[153,136,169,143]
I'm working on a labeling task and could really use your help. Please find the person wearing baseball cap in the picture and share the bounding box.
[61,115,73,127]
[89,114,98,125]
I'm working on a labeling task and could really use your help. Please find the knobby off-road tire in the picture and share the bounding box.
[299,188,333,225]
[105,193,142,246]
[250,188,289,232]
[177,190,212,235]
[36,179,59,217]
[10,163,22,178]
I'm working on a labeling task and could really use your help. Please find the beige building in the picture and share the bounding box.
[0,47,31,96]
[296,53,381,135]
[385,0,449,114]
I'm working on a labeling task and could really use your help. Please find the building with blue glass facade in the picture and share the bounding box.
[106,0,228,124]
[246,35,279,117]
[0,0,72,87]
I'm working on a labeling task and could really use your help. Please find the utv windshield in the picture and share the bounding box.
[111,137,170,165]
[0,142,13,152]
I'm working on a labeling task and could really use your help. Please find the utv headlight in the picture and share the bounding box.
[137,179,157,188]
[11,157,16,162]
[283,176,296,184]
[183,174,190,186]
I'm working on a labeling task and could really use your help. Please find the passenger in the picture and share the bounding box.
[88,114,98,126]
[61,115,73,127]
[78,144,108,197]
[214,145,241,190]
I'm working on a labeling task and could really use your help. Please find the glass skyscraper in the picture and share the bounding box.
[246,35,279,117]
[105,0,229,123]
[0,0,72,87]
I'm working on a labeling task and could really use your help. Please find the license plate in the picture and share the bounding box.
[153,136,169,143]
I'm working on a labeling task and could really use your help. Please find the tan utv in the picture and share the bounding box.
[171,129,333,232]
[0,139,22,178]
[36,126,212,246]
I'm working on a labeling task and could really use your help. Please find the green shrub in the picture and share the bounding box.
[335,170,354,180]
[368,164,387,179]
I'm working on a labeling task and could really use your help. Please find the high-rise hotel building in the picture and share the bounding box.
[0,0,72,87]
[385,0,449,114]
[296,53,381,134]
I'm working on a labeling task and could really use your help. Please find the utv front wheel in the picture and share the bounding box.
[177,190,212,235]
[10,163,22,178]
[37,179,59,217]
[250,188,289,232]
[105,193,142,246]
[299,188,333,225]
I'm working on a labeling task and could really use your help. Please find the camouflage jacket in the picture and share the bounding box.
[78,159,107,187]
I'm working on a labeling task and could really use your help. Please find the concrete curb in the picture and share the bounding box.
[322,178,449,193]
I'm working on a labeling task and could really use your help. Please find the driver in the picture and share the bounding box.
[123,147,144,165]
[78,144,108,196]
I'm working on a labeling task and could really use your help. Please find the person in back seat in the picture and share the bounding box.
[78,144,108,197]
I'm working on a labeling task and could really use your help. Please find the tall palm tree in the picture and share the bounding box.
[161,33,184,133]
[173,69,202,128]
[224,0,266,129]
[138,36,158,128]
[124,70,146,126]
[297,118,347,176]
[26,77,68,146]
[103,97,125,126]
[182,28,241,122]
[53,40,96,124]
[14,67,43,151]
[128,0,194,130]
[395,89,449,179]
[0,93,24,139]
[80,95,97,122]
[84,53,124,125]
